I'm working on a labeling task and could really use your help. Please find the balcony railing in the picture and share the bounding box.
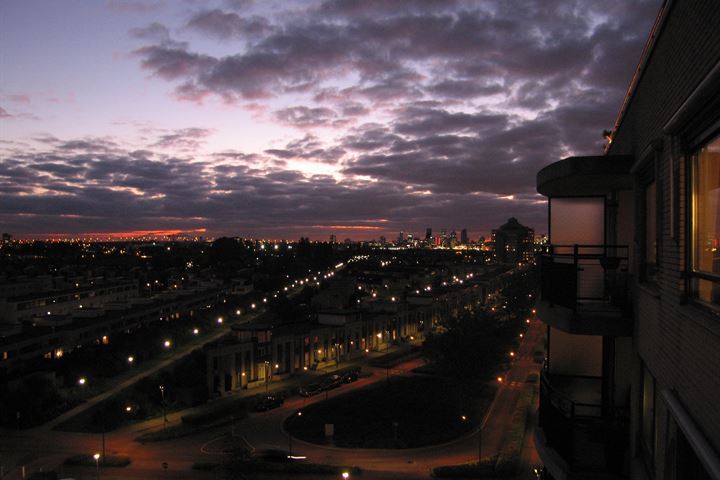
[540,244,630,315]
[538,371,628,473]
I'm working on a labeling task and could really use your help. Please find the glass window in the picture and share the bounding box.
[692,134,720,305]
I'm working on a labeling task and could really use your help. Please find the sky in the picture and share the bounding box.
[0,0,660,241]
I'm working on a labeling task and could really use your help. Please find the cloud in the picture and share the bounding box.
[134,45,216,80]
[130,22,172,43]
[273,106,341,128]
[186,9,273,39]
[3,0,664,238]
[151,127,213,150]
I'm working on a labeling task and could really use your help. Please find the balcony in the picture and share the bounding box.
[536,371,628,479]
[538,245,632,336]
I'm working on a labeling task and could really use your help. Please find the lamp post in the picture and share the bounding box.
[101,416,106,465]
[159,385,167,432]
[264,361,270,393]
[385,329,390,383]
[93,452,100,479]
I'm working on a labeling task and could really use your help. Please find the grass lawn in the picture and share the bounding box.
[284,376,496,448]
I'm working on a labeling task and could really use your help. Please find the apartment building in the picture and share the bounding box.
[535,1,720,479]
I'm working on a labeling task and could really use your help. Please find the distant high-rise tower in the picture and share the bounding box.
[491,217,534,264]
[460,229,468,245]
[425,228,432,241]
[329,234,337,243]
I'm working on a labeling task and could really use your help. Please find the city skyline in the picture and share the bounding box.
[1,0,659,240]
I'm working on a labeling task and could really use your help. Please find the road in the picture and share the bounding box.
[0,317,544,479]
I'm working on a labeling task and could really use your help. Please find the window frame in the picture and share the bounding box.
[636,153,660,284]
[688,130,720,308]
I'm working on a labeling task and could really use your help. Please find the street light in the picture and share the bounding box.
[93,452,100,479]
[264,361,270,393]
[78,377,87,386]
[163,339,171,348]
[159,385,167,432]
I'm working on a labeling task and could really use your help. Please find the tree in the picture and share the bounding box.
[422,310,507,382]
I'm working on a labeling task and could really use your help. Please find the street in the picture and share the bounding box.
[0,318,544,480]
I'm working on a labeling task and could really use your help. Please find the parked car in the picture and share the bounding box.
[298,383,323,397]
[253,448,305,462]
[320,374,342,390]
[255,395,284,411]
[342,370,359,383]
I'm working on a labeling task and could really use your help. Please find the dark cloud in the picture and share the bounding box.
[186,9,273,39]
[427,79,504,99]
[392,106,510,136]
[134,45,216,80]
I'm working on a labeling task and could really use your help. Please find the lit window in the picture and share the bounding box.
[692,134,720,305]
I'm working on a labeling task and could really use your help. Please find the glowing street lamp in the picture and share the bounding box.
[78,377,87,386]
[217,316,223,324]
[163,339,171,348]
[127,356,134,364]
[193,328,199,335]
[93,453,100,478]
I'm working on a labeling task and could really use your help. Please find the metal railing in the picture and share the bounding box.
[540,244,630,314]
[538,370,628,472]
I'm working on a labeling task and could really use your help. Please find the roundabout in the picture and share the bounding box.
[283,376,492,449]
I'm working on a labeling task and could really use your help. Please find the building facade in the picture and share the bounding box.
[535,1,720,479]
[492,217,535,264]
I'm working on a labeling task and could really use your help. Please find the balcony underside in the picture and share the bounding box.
[537,155,634,196]
[537,299,633,336]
